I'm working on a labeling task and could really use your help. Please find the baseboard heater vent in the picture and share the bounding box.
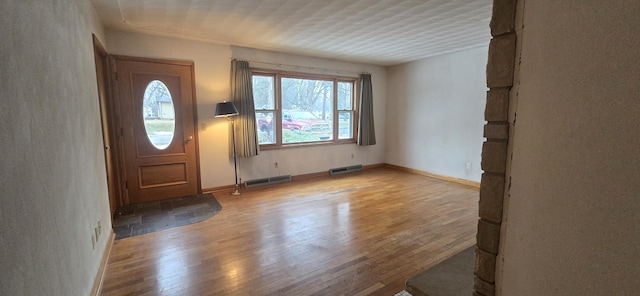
[329,165,363,176]
[244,175,292,188]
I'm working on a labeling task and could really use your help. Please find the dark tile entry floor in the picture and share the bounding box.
[405,246,475,296]
[112,193,221,240]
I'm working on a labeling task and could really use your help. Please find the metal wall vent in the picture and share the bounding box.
[329,165,363,176]
[244,175,292,188]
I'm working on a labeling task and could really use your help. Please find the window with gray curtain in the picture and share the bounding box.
[358,73,376,146]
[230,59,259,157]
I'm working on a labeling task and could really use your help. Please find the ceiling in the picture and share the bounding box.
[91,0,493,66]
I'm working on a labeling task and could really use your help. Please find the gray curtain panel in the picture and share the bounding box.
[358,73,376,146]
[230,60,259,157]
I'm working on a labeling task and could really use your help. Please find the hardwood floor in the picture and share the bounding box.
[101,167,479,296]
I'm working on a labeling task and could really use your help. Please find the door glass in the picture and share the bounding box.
[142,80,175,150]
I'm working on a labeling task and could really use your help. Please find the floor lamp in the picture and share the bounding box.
[215,101,241,195]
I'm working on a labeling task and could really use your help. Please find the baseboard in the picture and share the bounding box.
[91,230,114,296]
[202,164,477,192]
[384,164,481,189]
[291,171,329,181]
[202,163,386,192]
[364,163,385,170]
[202,184,237,194]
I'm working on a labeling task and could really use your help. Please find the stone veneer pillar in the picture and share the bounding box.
[474,0,518,295]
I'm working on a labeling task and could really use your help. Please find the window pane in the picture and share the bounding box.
[337,81,353,110]
[142,80,175,150]
[281,78,333,143]
[253,75,275,110]
[256,111,275,145]
[338,111,353,139]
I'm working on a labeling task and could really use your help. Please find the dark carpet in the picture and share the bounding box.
[112,193,221,240]
[405,246,475,296]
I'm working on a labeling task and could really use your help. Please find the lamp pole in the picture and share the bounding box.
[230,117,240,195]
[214,101,241,196]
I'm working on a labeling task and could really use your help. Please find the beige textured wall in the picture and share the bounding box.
[499,1,640,294]
[0,1,112,295]
[386,47,488,182]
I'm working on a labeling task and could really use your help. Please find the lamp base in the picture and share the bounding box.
[231,185,240,196]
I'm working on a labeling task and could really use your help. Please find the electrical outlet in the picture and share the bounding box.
[466,162,472,170]
[201,123,207,131]
[274,162,278,168]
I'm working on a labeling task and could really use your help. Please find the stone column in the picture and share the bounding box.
[474,0,518,295]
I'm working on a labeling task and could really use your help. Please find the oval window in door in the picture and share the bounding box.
[142,80,175,150]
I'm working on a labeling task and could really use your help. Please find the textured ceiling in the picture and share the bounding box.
[91,0,493,66]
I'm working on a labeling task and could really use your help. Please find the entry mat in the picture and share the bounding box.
[112,193,221,240]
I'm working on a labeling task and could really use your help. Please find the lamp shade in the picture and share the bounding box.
[214,101,239,117]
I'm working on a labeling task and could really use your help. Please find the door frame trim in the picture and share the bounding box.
[93,35,124,214]
[110,55,202,205]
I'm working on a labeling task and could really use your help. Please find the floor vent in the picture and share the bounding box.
[329,165,363,176]
[244,175,292,188]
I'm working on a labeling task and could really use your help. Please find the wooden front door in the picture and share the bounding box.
[115,57,200,204]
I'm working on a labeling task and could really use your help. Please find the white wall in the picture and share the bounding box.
[106,31,386,188]
[386,47,488,182]
[0,1,112,295]
[499,1,640,295]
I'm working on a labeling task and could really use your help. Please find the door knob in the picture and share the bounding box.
[186,136,193,142]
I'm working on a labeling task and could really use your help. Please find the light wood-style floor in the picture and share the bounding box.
[101,167,479,296]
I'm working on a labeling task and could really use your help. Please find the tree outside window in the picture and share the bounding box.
[252,70,357,147]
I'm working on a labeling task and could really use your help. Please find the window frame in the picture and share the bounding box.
[252,68,359,149]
